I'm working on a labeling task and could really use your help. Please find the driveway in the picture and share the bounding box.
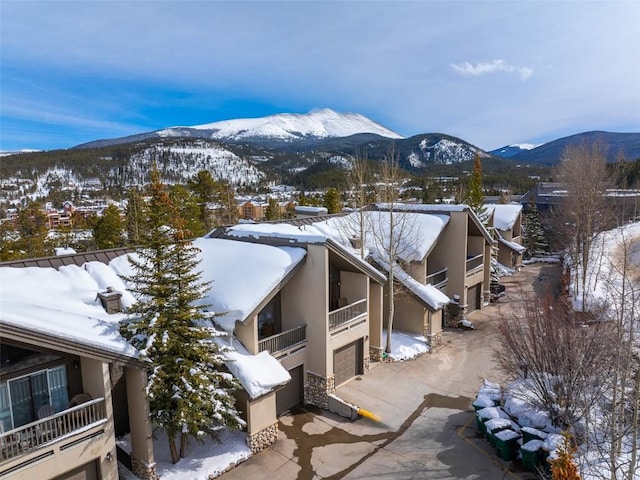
[220,263,558,480]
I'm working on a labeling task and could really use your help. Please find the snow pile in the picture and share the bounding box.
[382,329,429,361]
[219,337,290,399]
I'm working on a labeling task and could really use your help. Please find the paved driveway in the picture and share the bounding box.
[220,263,558,480]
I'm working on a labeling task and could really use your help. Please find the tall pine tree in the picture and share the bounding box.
[465,153,487,220]
[120,166,244,464]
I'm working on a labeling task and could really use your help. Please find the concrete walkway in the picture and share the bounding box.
[220,263,557,480]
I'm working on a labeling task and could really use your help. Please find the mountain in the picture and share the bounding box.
[75,109,403,149]
[490,144,537,159]
[508,131,640,165]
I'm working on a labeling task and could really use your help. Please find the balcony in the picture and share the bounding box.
[329,298,367,333]
[258,325,306,357]
[426,268,448,289]
[0,397,106,464]
[465,254,484,278]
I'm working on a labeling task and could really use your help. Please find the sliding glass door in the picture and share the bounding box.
[0,365,68,430]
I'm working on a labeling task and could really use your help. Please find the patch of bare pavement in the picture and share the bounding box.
[220,263,560,480]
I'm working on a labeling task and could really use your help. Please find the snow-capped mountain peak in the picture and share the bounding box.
[490,143,538,159]
[170,108,403,142]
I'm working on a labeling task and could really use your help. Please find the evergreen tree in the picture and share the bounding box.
[125,187,147,246]
[323,188,342,214]
[93,204,124,249]
[264,197,281,221]
[212,181,238,227]
[465,153,487,219]
[297,190,311,206]
[16,202,50,258]
[120,167,244,464]
[187,170,217,231]
[522,203,550,259]
[170,184,205,238]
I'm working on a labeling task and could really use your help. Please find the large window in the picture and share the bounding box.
[258,293,281,339]
[0,365,68,430]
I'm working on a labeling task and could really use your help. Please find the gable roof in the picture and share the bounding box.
[211,222,387,285]
[376,203,494,244]
[486,204,523,231]
[193,237,307,331]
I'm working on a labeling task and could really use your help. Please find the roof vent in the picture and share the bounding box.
[98,287,123,314]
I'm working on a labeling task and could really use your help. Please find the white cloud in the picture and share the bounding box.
[450,60,534,80]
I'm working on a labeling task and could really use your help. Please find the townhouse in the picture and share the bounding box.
[486,203,525,269]
[0,249,156,480]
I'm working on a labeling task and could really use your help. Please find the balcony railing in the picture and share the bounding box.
[465,254,484,277]
[329,298,367,332]
[258,325,306,354]
[426,268,448,288]
[0,397,106,463]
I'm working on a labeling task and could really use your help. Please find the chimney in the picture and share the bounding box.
[98,287,123,314]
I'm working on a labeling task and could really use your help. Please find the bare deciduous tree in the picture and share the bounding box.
[555,142,613,309]
[495,290,614,431]
[369,145,422,353]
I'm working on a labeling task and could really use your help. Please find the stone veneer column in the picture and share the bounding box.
[369,346,384,363]
[246,422,279,453]
[304,371,335,409]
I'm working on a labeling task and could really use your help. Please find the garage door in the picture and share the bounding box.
[467,284,481,313]
[276,365,303,415]
[333,340,362,387]
[54,461,98,480]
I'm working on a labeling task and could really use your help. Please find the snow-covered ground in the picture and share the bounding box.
[117,428,251,480]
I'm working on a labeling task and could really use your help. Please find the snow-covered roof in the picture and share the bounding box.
[295,205,328,214]
[378,203,467,213]
[195,237,306,331]
[381,261,451,310]
[487,204,522,231]
[496,231,526,253]
[227,222,328,244]
[312,210,450,263]
[0,262,138,359]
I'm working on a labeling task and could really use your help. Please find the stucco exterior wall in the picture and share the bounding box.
[282,244,329,376]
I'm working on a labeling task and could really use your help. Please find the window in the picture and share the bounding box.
[258,293,282,339]
[0,365,68,430]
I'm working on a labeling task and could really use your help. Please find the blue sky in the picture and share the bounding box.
[1,1,639,152]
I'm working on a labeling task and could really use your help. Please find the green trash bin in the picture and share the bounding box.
[485,418,512,447]
[475,412,487,437]
[520,439,544,472]
[521,426,547,444]
[494,429,520,461]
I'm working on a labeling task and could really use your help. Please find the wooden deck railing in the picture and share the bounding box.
[0,397,106,463]
[329,299,367,331]
[258,325,306,354]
